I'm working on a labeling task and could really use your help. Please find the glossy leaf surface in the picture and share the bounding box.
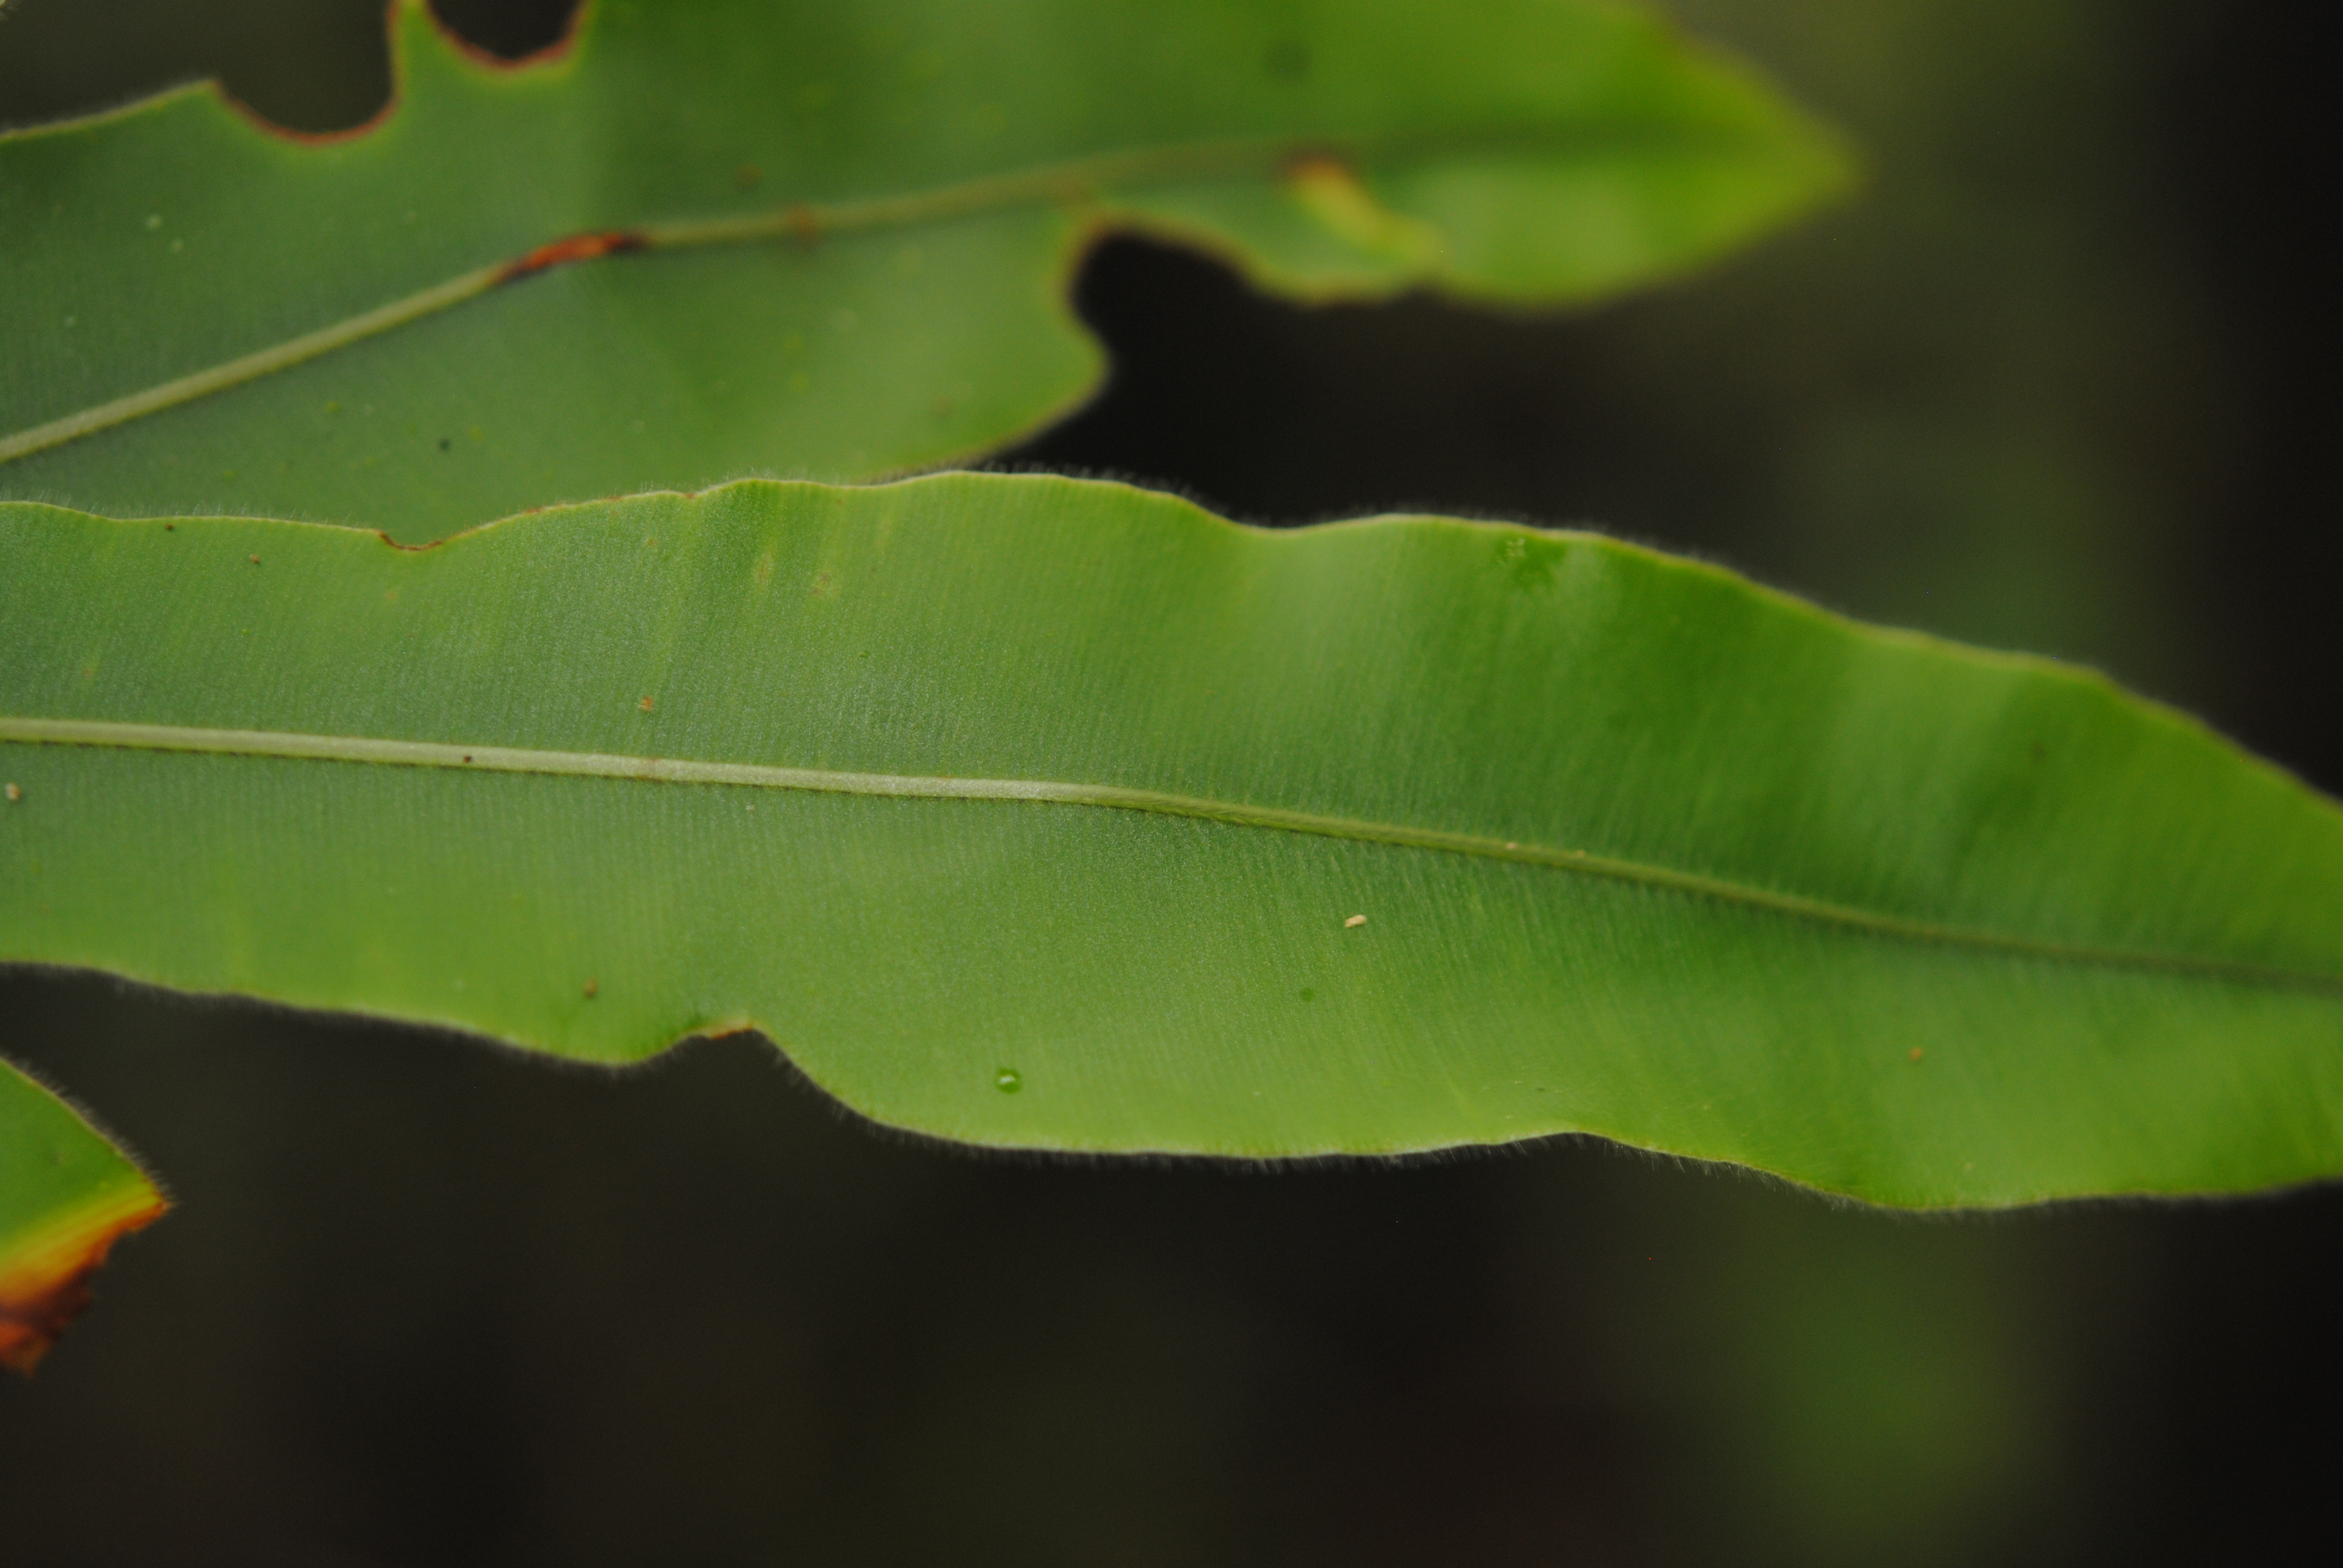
[4,474,2340,1216]
[0,0,1848,541]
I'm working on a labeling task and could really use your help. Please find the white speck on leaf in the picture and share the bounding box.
[1345,914,1368,929]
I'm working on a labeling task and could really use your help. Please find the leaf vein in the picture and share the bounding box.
[5,714,2336,997]
[0,126,1785,469]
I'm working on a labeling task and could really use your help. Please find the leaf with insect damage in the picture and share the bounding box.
[5,474,2341,1259]
[0,0,1849,541]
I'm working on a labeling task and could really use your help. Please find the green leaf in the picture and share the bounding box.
[5,473,2339,1215]
[0,1059,165,1373]
[0,0,1850,542]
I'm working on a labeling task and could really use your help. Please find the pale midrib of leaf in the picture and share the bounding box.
[0,124,1776,471]
[8,714,2337,999]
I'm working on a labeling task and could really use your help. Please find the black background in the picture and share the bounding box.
[2,2,2338,1563]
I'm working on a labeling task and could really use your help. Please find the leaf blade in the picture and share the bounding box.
[0,1059,166,1373]
[0,0,1850,540]
[4,474,2339,1207]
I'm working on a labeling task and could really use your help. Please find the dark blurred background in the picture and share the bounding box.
[2,2,2337,1563]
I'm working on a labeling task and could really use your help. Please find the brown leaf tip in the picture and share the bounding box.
[0,1190,168,1374]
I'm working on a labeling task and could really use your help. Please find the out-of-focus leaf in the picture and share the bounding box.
[0,0,1849,541]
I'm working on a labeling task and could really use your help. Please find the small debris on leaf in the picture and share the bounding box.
[583,979,599,999]
[638,696,655,712]
[247,554,261,564]
[4,783,19,803]
[1909,1048,1925,1063]
[1345,914,1368,929]
[495,229,649,284]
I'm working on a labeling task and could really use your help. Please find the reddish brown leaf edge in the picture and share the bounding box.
[0,1186,168,1374]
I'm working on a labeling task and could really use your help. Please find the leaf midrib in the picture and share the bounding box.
[0,124,1780,469]
[7,714,2335,998]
